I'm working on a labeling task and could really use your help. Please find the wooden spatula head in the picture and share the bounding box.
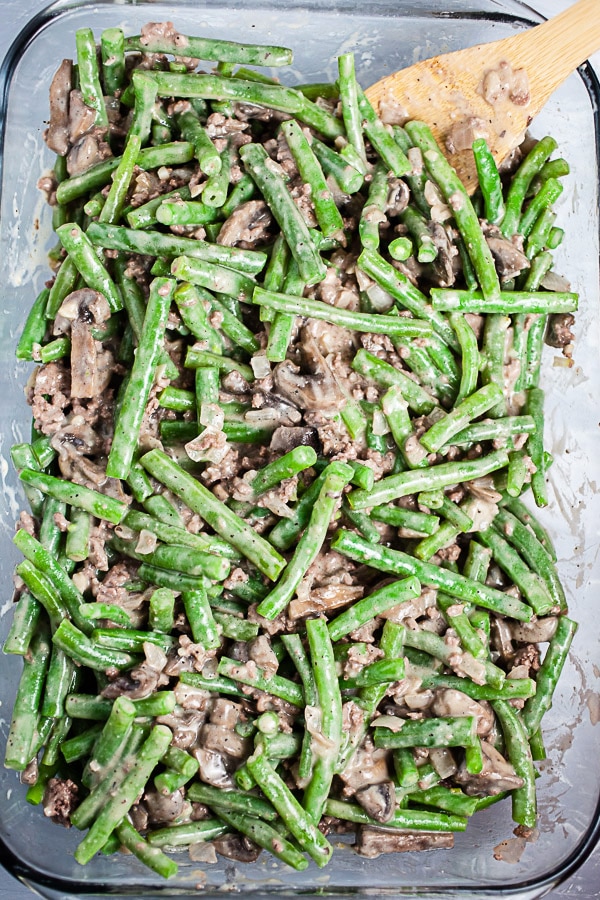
[365,0,600,191]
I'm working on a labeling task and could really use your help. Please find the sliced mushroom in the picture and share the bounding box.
[200,723,251,759]
[339,743,391,794]
[545,313,575,349]
[484,225,530,280]
[68,89,97,144]
[431,689,494,736]
[386,178,410,217]
[213,833,262,863]
[46,59,72,156]
[142,787,187,825]
[55,288,112,398]
[355,826,454,858]
[269,425,320,454]
[217,200,273,247]
[455,740,525,796]
[355,781,396,824]
[273,359,339,411]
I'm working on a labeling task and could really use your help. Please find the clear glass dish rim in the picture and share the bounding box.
[0,0,598,897]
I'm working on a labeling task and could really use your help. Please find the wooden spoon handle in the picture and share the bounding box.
[507,0,600,105]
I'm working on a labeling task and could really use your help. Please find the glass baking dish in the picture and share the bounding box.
[0,0,599,897]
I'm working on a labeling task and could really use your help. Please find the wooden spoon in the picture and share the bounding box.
[365,0,600,191]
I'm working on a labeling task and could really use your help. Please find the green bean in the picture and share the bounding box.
[328,577,420,641]
[419,384,504,453]
[99,134,142,225]
[370,505,440,535]
[400,206,437,262]
[107,277,174,479]
[53,620,136,671]
[521,616,577,737]
[355,85,410,176]
[115,819,178,880]
[337,53,367,168]
[213,611,259,642]
[348,448,509,510]
[177,109,221,175]
[359,162,389,251]
[374,715,477,750]
[42,646,76,718]
[524,387,548,508]
[83,695,136,788]
[251,445,317,496]
[518,178,563,238]
[332,530,532,622]
[239,142,326,285]
[405,120,500,302]
[341,657,406,688]
[302,618,343,823]
[112,533,231,582]
[187,783,277,821]
[15,561,66,632]
[267,470,327,552]
[357,248,459,350]
[4,626,51,770]
[437,594,487,660]
[477,525,554,616]
[56,143,194,206]
[180,587,221,649]
[3,591,41,656]
[503,496,557,561]
[501,136,558,237]
[100,27,126,96]
[337,621,406,772]
[403,626,505,689]
[74,724,172,864]
[472,138,505,224]
[125,32,292,66]
[246,752,332,867]
[256,462,353,619]
[388,235,413,260]
[421,674,536,702]
[141,449,285,579]
[325,798,467,833]
[310,137,364,194]
[76,28,108,127]
[440,416,536,451]
[65,508,92,562]
[79,603,132,627]
[146,819,228,848]
[16,289,49,359]
[61,723,104,764]
[56,223,122,312]
[281,119,345,239]
[217,657,303,707]
[89,221,266,276]
[492,701,537,829]
[92,627,175,655]
[430,288,577,314]
[216,809,308,871]
[493,508,565,609]
[406,783,479,817]
[13,528,94,632]
[353,349,437,416]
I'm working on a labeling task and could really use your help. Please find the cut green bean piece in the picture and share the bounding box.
[332,529,532,622]
[107,278,175,480]
[256,462,353,619]
[56,223,122,313]
[246,752,332,867]
[141,449,285,580]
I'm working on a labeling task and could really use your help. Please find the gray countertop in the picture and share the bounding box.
[0,0,598,897]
